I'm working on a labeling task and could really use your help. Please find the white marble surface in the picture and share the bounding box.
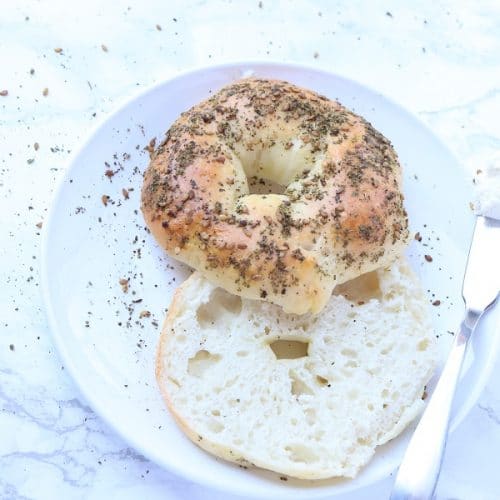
[1,1,500,498]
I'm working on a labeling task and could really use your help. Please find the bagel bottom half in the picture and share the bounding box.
[156,258,437,480]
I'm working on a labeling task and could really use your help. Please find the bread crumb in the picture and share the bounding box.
[119,278,129,293]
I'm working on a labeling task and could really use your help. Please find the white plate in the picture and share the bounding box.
[41,62,500,498]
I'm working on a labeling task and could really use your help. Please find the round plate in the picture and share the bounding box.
[41,62,500,498]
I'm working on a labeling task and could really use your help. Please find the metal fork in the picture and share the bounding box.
[390,215,500,500]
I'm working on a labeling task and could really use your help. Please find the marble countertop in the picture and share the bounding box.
[1,1,500,498]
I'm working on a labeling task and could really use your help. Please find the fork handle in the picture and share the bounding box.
[390,310,479,500]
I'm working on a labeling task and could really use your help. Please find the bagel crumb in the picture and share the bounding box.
[119,278,129,293]
[141,78,409,314]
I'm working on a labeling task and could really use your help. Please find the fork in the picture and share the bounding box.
[390,215,500,500]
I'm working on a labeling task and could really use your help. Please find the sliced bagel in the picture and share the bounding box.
[156,258,437,479]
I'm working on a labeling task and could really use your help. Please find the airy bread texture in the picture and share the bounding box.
[156,258,437,479]
[142,78,409,315]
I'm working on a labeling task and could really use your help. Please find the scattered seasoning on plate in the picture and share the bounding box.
[36,222,43,229]
[101,44,108,52]
[42,87,49,97]
[313,51,319,59]
[0,90,8,96]
[424,254,433,262]
[101,194,110,206]
[9,344,15,351]
[156,24,162,31]
[414,231,422,242]
[54,47,63,54]
[432,300,441,306]
[386,11,393,17]
[122,188,129,200]
[34,142,39,151]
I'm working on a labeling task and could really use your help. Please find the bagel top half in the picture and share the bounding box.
[141,78,409,314]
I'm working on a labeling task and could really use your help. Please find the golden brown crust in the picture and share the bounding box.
[142,78,409,314]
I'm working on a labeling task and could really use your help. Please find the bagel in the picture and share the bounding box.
[156,258,437,479]
[142,78,409,314]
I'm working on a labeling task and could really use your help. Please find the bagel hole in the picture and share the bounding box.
[187,350,221,378]
[208,419,224,434]
[333,270,382,303]
[417,339,429,351]
[247,176,286,195]
[304,408,316,425]
[285,444,319,464]
[196,288,242,327]
[268,339,309,360]
[289,369,314,396]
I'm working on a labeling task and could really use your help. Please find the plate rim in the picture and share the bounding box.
[40,60,482,498]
